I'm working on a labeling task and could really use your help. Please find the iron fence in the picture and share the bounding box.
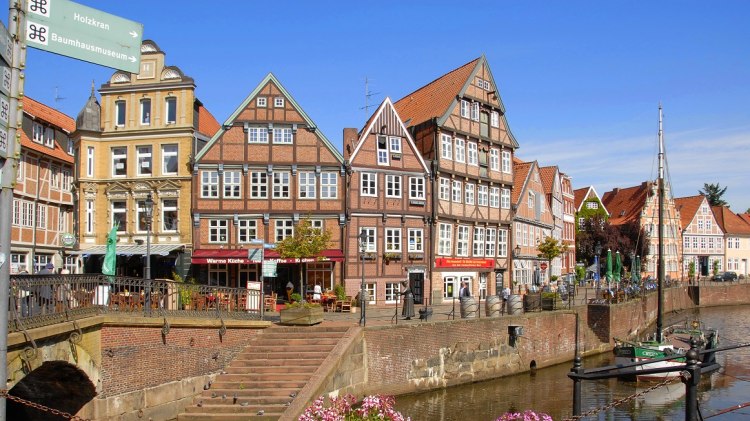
[8,274,263,332]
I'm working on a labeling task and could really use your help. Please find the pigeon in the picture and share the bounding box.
[241,402,249,407]
[289,392,297,398]
[233,394,238,404]
[211,392,217,398]
[196,400,203,407]
[203,384,209,390]
[222,394,227,400]
[257,410,265,415]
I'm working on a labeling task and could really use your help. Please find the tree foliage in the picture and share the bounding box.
[275,218,331,259]
[575,214,649,269]
[699,183,728,207]
[537,236,567,282]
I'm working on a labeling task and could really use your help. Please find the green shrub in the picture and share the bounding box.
[541,292,560,300]
[290,292,303,303]
[333,284,346,300]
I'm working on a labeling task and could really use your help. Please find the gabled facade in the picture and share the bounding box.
[539,166,563,279]
[711,205,750,277]
[573,186,609,230]
[560,173,576,281]
[395,56,517,300]
[11,97,76,273]
[602,182,682,280]
[192,73,345,296]
[343,98,432,305]
[73,40,220,279]
[512,161,554,289]
[675,195,724,278]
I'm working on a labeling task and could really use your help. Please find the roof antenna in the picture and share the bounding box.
[54,86,66,106]
[360,77,380,114]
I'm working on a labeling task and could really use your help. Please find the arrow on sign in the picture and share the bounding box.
[129,30,138,38]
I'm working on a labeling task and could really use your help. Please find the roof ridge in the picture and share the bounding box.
[395,57,480,104]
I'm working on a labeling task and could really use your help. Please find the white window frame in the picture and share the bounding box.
[44,127,54,148]
[256,97,267,107]
[86,147,94,177]
[274,97,285,108]
[408,228,424,252]
[112,201,127,231]
[112,147,127,177]
[360,227,376,252]
[385,174,401,198]
[455,138,465,163]
[501,188,511,209]
[502,151,511,173]
[460,100,469,118]
[32,122,44,143]
[452,180,462,203]
[140,98,151,125]
[162,144,178,175]
[162,199,178,232]
[389,136,401,152]
[490,149,499,171]
[498,229,508,257]
[488,186,498,208]
[251,171,268,199]
[471,102,479,121]
[299,172,316,199]
[201,170,219,198]
[137,145,152,176]
[385,228,402,253]
[409,177,425,200]
[473,227,485,257]
[438,223,452,256]
[272,127,293,144]
[36,204,46,229]
[467,142,478,166]
[385,282,401,303]
[115,100,126,127]
[465,183,475,205]
[209,219,229,243]
[165,97,177,124]
[377,135,389,165]
[491,111,499,128]
[441,134,452,160]
[223,170,242,198]
[273,171,291,199]
[479,185,490,207]
[275,220,294,242]
[456,225,470,256]
[248,126,269,143]
[320,172,338,199]
[439,177,450,201]
[486,227,497,257]
[361,172,377,197]
[85,200,94,234]
[136,199,150,232]
[237,219,258,243]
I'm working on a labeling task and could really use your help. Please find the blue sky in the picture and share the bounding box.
[15,0,750,212]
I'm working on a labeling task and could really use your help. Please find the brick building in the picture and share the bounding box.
[191,73,345,297]
[11,97,75,273]
[394,56,518,300]
[342,97,432,306]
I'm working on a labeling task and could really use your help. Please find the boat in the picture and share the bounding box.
[612,105,719,381]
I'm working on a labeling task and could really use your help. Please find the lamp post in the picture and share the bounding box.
[144,193,153,316]
[358,230,367,326]
[513,244,521,294]
[594,241,602,299]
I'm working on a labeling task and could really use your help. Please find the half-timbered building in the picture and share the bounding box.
[191,73,345,297]
[675,195,724,277]
[343,98,432,306]
[394,56,518,301]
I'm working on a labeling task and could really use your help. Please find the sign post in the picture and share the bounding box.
[25,0,143,72]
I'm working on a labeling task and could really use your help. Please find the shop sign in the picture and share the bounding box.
[434,257,495,269]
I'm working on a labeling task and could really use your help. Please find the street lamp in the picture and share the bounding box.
[358,230,367,326]
[144,193,154,316]
[513,244,521,293]
[594,241,602,299]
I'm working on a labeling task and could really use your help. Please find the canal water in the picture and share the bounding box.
[394,305,750,420]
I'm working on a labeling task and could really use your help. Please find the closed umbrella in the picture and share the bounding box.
[614,251,622,283]
[632,255,641,284]
[605,249,613,287]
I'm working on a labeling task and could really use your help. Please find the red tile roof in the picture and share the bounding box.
[739,213,750,226]
[712,206,750,235]
[394,58,479,128]
[574,187,588,209]
[538,166,557,196]
[601,182,651,225]
[196,103,220,138]
[512,161,533,204]
[674,195,706,230]
[20,97,75,163]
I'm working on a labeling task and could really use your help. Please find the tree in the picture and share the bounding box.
[537,236,567,284]
[699,183,728,207]
[275,218,332,301]
[576,215,649,270]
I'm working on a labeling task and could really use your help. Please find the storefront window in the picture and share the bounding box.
[208,264,228,287]
[307,262,332,291]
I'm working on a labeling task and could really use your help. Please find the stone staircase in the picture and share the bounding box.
[177,324,350,421]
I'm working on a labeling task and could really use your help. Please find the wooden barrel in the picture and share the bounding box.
[459,297,478,318]
[507,294,523,315]
[485,295,502,317]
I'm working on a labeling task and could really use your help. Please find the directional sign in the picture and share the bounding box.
[0,20,11,64]
[25,0,142,73]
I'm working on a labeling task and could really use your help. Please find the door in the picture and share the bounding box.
[410,272,424,305]
[699,256,709,276]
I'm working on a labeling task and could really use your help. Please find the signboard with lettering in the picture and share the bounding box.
[0,21,9,159]
[434,257,495,269]
[25,0,142,72]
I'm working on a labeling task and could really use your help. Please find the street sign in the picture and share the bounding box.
[25,0,142,73]
[540,262,548,270]
[0,65,11,96]
[0,21,11,64]
[262,261,277,277]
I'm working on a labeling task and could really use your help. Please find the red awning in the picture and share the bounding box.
[191,248,344,264]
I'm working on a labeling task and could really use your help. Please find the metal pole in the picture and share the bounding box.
[259,247,264,320]
[684,339,700,421]
[145,195,152,316]
[0,3,27,419]
[572,312,582,415]
[359,253,365,326]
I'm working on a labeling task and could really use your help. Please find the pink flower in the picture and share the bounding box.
[496,410,553,421]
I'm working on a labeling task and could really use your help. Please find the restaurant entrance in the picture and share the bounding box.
[409,271,424,305]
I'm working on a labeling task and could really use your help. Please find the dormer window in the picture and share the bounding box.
[256,97,267,107]
[32,122,44,143]
[274,97,285,108]
[44,127,54,148]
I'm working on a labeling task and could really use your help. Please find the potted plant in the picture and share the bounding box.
[541,291,560,311]
[279,301,324,325]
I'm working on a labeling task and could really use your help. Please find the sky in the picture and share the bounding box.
[13,0,750,213]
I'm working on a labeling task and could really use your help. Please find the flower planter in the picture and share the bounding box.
[279,306,324,325]
[524,293,541,312]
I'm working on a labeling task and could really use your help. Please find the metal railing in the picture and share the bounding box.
[8,274,263,332]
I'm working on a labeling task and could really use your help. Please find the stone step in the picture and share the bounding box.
[230,358,325,367]
[184,403,288,414]
[200,387,300,398]
[235,351,330,360]
[210,379,307,390]
[236,344,336,353]
[211,372,314,382]
[224,365,317,375]
[264,326,350,334]
[179,411,282,421]
[193,395,294,406]
[259,337,340,346]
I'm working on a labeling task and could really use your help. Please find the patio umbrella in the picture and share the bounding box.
[614,251,622,283]
[605,249,613,288]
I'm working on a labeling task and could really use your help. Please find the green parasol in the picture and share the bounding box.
[614,251,622,283]
[632,255,641,283]
[605,249,613,287]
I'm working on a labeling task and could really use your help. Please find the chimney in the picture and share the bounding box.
[343,128,358,159]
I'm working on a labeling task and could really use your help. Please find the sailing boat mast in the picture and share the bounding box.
[656,104,665,343]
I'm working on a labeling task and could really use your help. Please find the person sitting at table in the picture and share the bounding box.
[312,284,322,301]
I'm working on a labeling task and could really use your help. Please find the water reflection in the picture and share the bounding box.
[394,306,750,420]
